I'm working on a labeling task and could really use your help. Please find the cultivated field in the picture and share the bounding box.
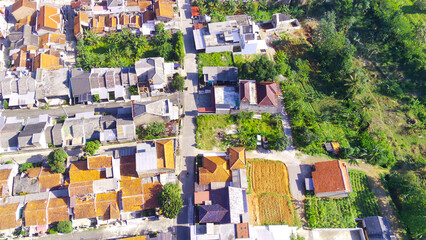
[247,159,297,226]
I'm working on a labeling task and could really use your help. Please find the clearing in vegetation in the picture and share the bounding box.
[195,112,287,151]
[305,170,381,228]
[247,159,297,226]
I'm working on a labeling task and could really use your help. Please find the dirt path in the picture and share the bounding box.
[299,154,405,239]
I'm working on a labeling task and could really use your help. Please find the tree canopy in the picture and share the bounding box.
[47,149,68,173]
[239,56,278,82]
[158,183,183,219]
[84,140,100,156]
[171,73,185,92]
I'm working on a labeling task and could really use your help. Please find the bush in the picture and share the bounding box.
[57,115,67,124]
[145,122,166,138]
[48,149,68,173]
[19,162,42,173]
[92,94,100,103]
[84,140,100,156]
[48,228,58,234]
[57,221,73,233]
[129,85,138,95]
[2,100,8,109]
[158,183,183,219]
[171,73,185,91]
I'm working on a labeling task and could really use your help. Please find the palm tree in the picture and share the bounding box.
[344,71,367,99]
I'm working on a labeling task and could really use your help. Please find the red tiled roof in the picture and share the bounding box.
[0,203,20,230]
[191,6,200,17]
[194,191,210,205]
[227,147,246,170]
[312,160,351,195]
[193,23,203,30]
[256,81,280,106]
[154,1,174,20]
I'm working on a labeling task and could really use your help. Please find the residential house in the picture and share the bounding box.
[203,67,238,85]
[120,178,162,220]
[203,20,239,53]
[11,0,36,21]
[143,10,154,23]
[70,68,91,104]
[62,112,102,146]
[190,223,250,240]
[239,80,281,113]
[154,1,174,22]
[129,15,142,29]
[91,15,105,34]
[198,154,231,186]
[0,163,19,197]
[0,13,7,39]
[105,14,118,31]
[271,13,301,32]
[36,5,62,35]
[131,99,178,126]
[95,191,120,224]
[32,166,64,192]
[8,25,39,71]
[212,86,239,114]
[0,203,22,236]
[23,198,49,234]
[72,195,97,226]
[135,139,175,177]
[235,21,267,55]
[311,160,352,198]
[107,0,124,13]
[17,115,52,150]
[191,6,199,20]
[357,216,397,240]
[198,186,248,224]
[0,72,37,107]
[74,11,89,40]
[38,33,66,51]
[47,197,70,224]
[194,191,210,205]
[138,0,152,11]
[35,68,70,106]
[135,57,171,94]
[0,117,24,153]
[227,147,246,170]
[32,53,63,71]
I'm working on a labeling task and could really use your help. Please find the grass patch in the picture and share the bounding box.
[195,112,285,151]
[196,52,234,84]
[305,170,381,228]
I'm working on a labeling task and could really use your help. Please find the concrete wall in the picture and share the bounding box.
[240,102,280,114]
[133,114,169,127]
[316,190,350,198]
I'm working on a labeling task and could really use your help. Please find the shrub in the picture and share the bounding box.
[92,94,100,102]
[171,73,185,91]
[84,140,100,156]
[129,85,138,95]
[48,149,68,173]
[57,221,73,233]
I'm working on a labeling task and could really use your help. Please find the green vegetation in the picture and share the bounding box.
[196,52,233,83]
[129,85,138,95]
[195,112,287,150]
[137,122,166,140]
[19,162,42,173]
[239,56,279,82]
[76,25,183,70]
[382,171,426,239]
[192,0,304,22]
[4,160,13,164]
[47,228,58,235]
[84,140,100,156]
[57,115,67,124]
[171,73,185,91]
[57,221,73,234]
[47,148,68,174]
[305,170,381,228]
[158,183,183,219]
[92,94,100,103]
[2,100,8,109]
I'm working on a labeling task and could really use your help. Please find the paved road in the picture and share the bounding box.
[176,0,199,239]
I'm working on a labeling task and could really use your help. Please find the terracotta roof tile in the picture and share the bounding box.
[120,13,130,26]
[47,197,69,223]
[87,155,113,170]
[193,23,203,30]
[256,82,280,106]
[33,53,62,70]
[37,5,61,32]
[154,1,174,20]
[143,11,154,23]
[122,195,143,212]
[24,199,48,226]
[69,181,93,197]
[91,15,105,34]
[120,155,138,180]
[95,192,120,220]
[0,203,20,230]
[106,15,117,28]
[156,140,174,169]
[39,33,66,48]
[69,161,106,183]
[191,6,199,17]
[39,167,62,191]
[139,0,152,10]
[74,196,96,219]
[199,156,231,185]
[142,182,162,210]
[12,0,36,21]
[227,147,246,170]
[25,167,41,178]
[312,160,351,195]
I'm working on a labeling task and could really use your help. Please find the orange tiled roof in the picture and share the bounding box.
[236,223,250,239]
[0,168,14,197]
[69,181,93,197]
[12,0,36,21]
[69,161,106,183]
[37,5,61,32]
[47,197,69,223]
[121,178,142,197]
[74,12,89,38]
[156,140,174,169]
[24,199,48,226]
[154,1,174,20]
[91,15,105,34]
[142,182,162,210]
[95,191,120,220]
[0,203,20,230]
[194,191,210,205]
[198,156,231,185]
[87,155,113,170]
[121,236,147,240]
[227,147,246,170]
[39,167,62,191]
[312,160,351,195]
[106,15,117,28]
[122,195,143,212]
[120,155,138,180]
[39,33,66,49]
[15,16,34,30]
[33,53,62,71]
[139,0,152,10]
[129,15,141,28]
[74,196,96,219]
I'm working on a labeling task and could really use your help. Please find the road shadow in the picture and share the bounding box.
[296,164,313,195]
[183,27,196,54]
[176,226,190,240]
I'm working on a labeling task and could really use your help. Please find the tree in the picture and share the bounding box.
[274,51,290,76]
[414,0,426,11]
[92,94,100,103]
[57,221,73,233]
[158,183,183,219]
[174,31,185,64]
[48,149,68,173]
[171,73,185,91]
[84,140,100,156]
[240,56,278,81]
[19,163,34,173]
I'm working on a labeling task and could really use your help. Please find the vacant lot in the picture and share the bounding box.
[247,159,297,226]
[305,170,381,228]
